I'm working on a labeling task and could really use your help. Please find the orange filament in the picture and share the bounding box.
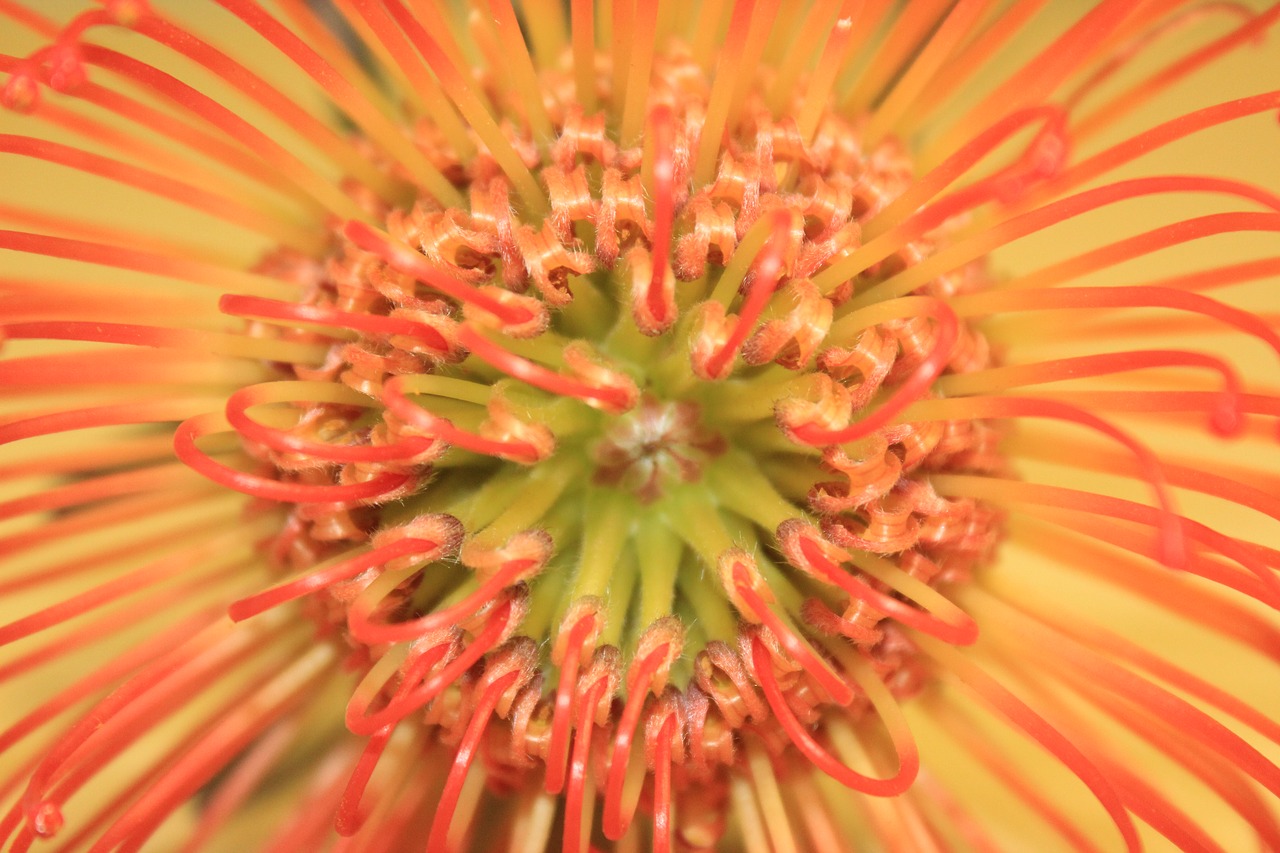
[601,642,671,840]
[618,0,658,145]
[341,0,475,157]
[344,595,520,737]
[544,612,599,795]
[334,725,393,837]
[641,104,678,334]
[820,104,1069,262]
[0,397,225,447]
[485,0,554,142]
[730,562,855,707]
[936,350,1245,437]
[976,593,1280,802]
[934,476,1280,608]
[749,634,917,795]
[173,413,413,504]
[381,0,545,213]
[380,375,545,463]
[788,297,958,447]
[4,4,1275,849]
[911,397,1187,567]
[1063,2,1256,115]
[16,623,257,841]
[229,531,454,622]
[1072,3,1280,142]
[346,558,540,645]
[0,229,296,298]
[210,0,457,207]
[863,0,988,145]
[80,645,329,852]
[929,0,1134,166]
[698,209,794,379]
[344,640,455,738]
[949,285,1280,361]
[129,15,398,200]
[788,527,979,645]
[895,0,1053,136]
[793,7,859,146]
[691,0,754,187]
[841,0,952,113]
[425,667,525,853]
[857,185,1280,307]
[563,672,609,853]
[223,383,436,465]
[74,45,368,218]
[219,294,452,357]
[344,222,541,330]
[917,636,1141,853]
[650,712,675,853]
[456,326,637,413]
[1,133,314,245]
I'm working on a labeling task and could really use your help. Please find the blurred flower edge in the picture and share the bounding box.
[1,1,1279,851]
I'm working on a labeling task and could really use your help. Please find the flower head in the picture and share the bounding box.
[2,1,1279,851]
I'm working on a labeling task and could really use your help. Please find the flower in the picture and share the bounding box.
[1,0,1278,850]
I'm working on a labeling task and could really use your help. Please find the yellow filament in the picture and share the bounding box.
[268,9,462,212]
[795,12,858,145]
[704,373,825,424]
[239,380,375,408]
[521,0,569,67]
[746,739,800,853]
[597,0,614,54]
[330,0,429,118]
[610,0,635,127]
[571,0,599,112]
[398,374,496,406]
[863,0,990,145]
[707,449,799,532]
[602,547,639,648]
[840,0,952,114]
[725,0,783,131]
[470,457,580,546]
[486,0,555,142]
[165,329,331,365]
[636,514,683,630]
[280,0,404,124]
[692,0,754,187]
[419,0,474,68]
[619,0,662,145]
[448,767,488,852]
[828,296,934,343]
[767,0,845,114]
[895,0,1053,139]
[570,488,632,601]
[688,0,729,72]
[508,789,559,853]
[410,26,548,216]
[786,772,853,853]
[673,547,739,644]
[730,773,775,853]
[340,0,477,157]
[845,550,974,629]
[708,213,778,306]
[656,0,682,47]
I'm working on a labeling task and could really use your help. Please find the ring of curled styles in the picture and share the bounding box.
[188,49,1008,850]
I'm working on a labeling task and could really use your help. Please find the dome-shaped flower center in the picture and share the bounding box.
[193,45,1004,848]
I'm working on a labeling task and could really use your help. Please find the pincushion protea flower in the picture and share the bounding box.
[2,0,1279,849]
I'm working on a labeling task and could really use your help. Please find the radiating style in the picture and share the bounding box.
[1,1,1279,850]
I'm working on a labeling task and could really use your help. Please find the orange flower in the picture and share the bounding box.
[2,2,1278,851]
